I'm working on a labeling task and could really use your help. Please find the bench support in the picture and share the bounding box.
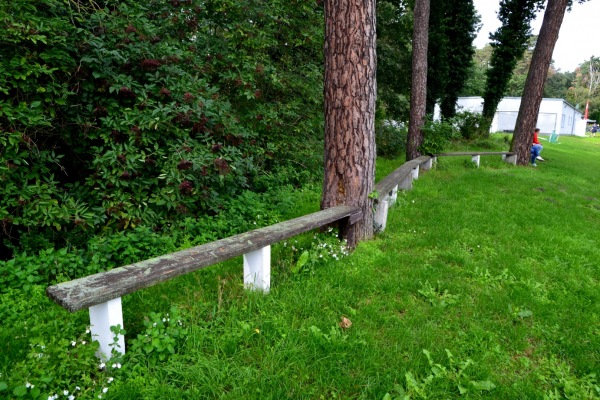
[421,158,433,171]
[503,153,517,165]
[89,298,125,360]
[472,155,480,168]
[374,198,389,232]
[389,185,399,206]
[243,246,271,292]
[411,165,420,180]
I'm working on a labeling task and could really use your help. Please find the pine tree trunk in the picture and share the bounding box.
[322,0,377,246]
[511,0,568,164]
[406,0,430,160]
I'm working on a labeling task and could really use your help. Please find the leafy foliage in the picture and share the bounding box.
[0,0,325,259]
[426,0,479,119]
[567,57,600,121]
[376,0,413,122]
[418,118,460,155]
[376,123,408,158]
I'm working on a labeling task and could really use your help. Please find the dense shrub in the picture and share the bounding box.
[0,0,325,259]
[419,119,460,155]
[451,110,484,140]
[376,122,407,158]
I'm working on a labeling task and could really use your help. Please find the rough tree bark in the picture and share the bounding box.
[406,0,430,160]
[322,0,377,246]
[511,0,569,164]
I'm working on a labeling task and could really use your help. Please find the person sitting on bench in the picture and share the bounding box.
[531,128,544,166]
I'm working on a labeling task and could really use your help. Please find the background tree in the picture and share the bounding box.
[461,44,493,97]
[511,0,570,164]
[376,0,413,122]
[427,0,479,120]
[567,57,600,121]
[505,36,537,96]
[322,0,377,245]
[543,69,574,98]
[480,0,542,136]
[406,0,430,160]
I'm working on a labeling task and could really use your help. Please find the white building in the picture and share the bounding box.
[456,97,584,136]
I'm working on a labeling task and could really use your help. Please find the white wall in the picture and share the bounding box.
[456,97,583,135]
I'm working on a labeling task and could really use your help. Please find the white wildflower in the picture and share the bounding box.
[71,341,76,347]
[99,362,106,369]
[64,390,69,395]
[102,387,108,393]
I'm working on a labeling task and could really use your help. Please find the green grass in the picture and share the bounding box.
[2,136,600,399]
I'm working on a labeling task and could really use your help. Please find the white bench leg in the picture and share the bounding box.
[374,198,389,232]
[411,165,420,180]
[89,298,125,360]
[399,175,413,190]
[421,158,433,171]
[244,246,271,292]
[389,185,398,206]
[504,154,517,165]
[472,155,480,168]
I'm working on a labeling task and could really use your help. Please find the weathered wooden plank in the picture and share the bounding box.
[47,205,362,312]
[374,156,430,198]
[434,151,515,156]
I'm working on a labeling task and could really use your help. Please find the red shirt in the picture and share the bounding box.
[533,132,540,144]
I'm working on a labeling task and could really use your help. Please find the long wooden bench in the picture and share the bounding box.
[46,205,362,359]
[433,151,516,167]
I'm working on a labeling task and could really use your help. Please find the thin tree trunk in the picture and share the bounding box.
[406,0,430,160]
[511,0,568,164]
[322,0,377,246]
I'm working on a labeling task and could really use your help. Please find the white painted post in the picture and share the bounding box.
[399,175,413,190]
[421,158,433,171]
[433,156,438,165]
[504,154,517,165]
[89,298,125,360]
[389,185,399,206]
[472,155,480,168]
[411,165,420,180]
[243,246,271,292]
[374,199,389,232]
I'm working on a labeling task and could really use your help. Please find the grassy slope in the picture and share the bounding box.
[2,136,599,399]
[108,136,599,399]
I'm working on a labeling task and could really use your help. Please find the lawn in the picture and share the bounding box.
[1,135,599,399]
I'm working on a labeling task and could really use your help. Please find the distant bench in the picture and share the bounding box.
[433,151,516,168]
[47,205,362,359]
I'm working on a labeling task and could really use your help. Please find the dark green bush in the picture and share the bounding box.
[376,123,407,157]
[1,0,325,258]
[419,119,460,155]
[452,110,485,140]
